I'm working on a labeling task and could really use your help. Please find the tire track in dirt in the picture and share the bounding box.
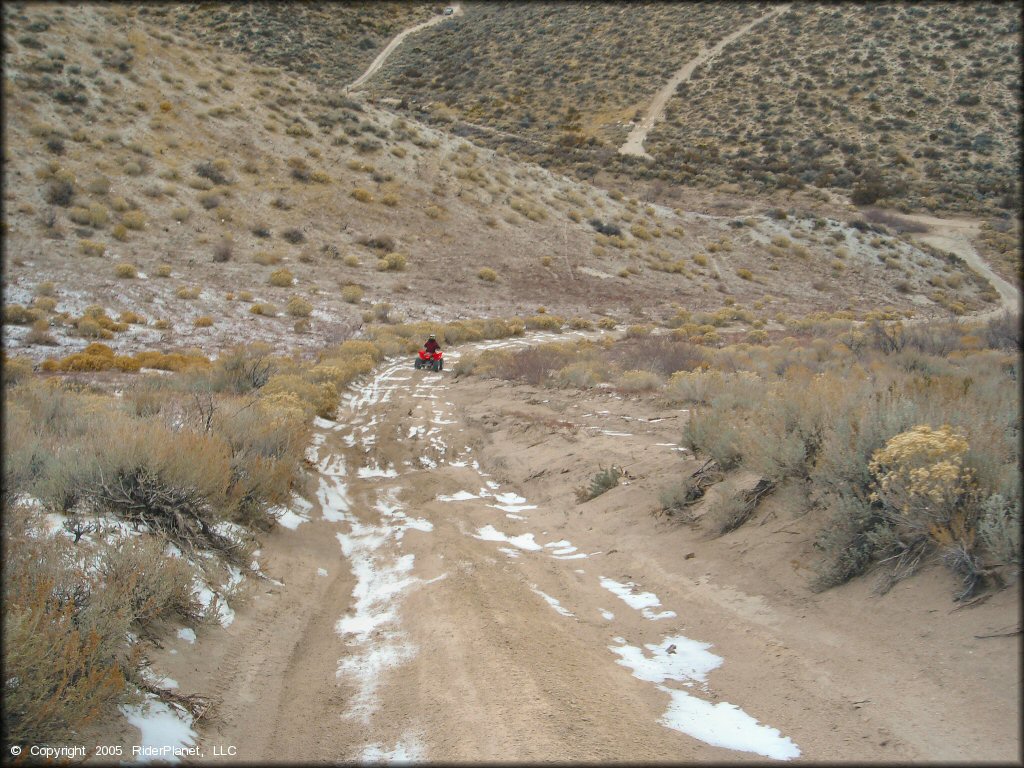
[619,5,790,158]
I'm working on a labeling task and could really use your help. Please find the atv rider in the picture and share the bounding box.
[424,333,441,355]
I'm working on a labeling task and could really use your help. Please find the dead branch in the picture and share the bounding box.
[683,459,723,506]
[718,477,776,535]
[136,677,215,724]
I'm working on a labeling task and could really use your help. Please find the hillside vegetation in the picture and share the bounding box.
[363,2,1020,218]
[3,2,1001,366]
[456,312,1020,599]
[163,2,436,89]
[645,3,1021,214]
[369,2,767,149]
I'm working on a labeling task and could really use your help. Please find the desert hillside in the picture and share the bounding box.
[364,2,1021,220]
[2,2,1020,764]
[2,2,1014,363]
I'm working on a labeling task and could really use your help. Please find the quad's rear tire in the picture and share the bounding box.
[414,358,422,369]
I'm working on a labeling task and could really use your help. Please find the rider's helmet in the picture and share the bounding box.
[428,333,436,339]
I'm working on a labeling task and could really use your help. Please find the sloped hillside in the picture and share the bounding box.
[366,2,767,149]
[645,3,1021,215]
[162,2,436,89]
[1,1,1001,366]
[360,2,1020,219]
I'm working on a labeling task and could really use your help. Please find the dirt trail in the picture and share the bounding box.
[619,5,790,158]
[895,212,1020,319]
[137,331,1018,763]
[347,5,462,92]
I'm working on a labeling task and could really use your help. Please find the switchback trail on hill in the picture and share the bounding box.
[619,5,791,158]
[139,331,1018,763]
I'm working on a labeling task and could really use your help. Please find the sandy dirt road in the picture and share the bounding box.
[619,5,790,158]
[138,331,1018,764]
[347,5,462,92]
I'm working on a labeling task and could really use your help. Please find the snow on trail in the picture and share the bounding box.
[422,337,799,759]
[122,696,197,764]
[293,335,799,760]
[609,637,800,760]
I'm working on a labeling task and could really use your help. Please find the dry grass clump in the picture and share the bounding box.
[625,324,654,338]
[341,285,363,304]
[69,203,109,228]
[253,251,283,266]
[477,267,498,283]
[617,370,663,392]
[4,305,43,325]
[175,286,201,300]
[376,252,407,272]
[249,303,278,317]
[79,240,106,257]
[121,211,146,230]
[26,319,58,346]
[286,296,313,317]
[524,314,564,332]
[350,188,373,203]
[193,316,214,328]
[114,263,138,279]
[268,268,294,287]
[118,311,147,325]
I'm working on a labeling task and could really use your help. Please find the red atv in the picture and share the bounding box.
[414,348,443,371]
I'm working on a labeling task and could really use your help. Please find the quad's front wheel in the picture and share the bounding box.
[414,359,422,369]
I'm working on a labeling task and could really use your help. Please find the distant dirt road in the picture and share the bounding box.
[619,5,790,158]
[348,5,462,92]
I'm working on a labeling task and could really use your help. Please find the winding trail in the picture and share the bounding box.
[895,212,1020,319]
[347,5,463,92]
[619,5,790,158]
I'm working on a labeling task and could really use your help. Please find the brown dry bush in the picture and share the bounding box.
[610,336,707,377]
[2,501,201,745]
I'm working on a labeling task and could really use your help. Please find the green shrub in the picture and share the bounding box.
[576,466,622,502]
